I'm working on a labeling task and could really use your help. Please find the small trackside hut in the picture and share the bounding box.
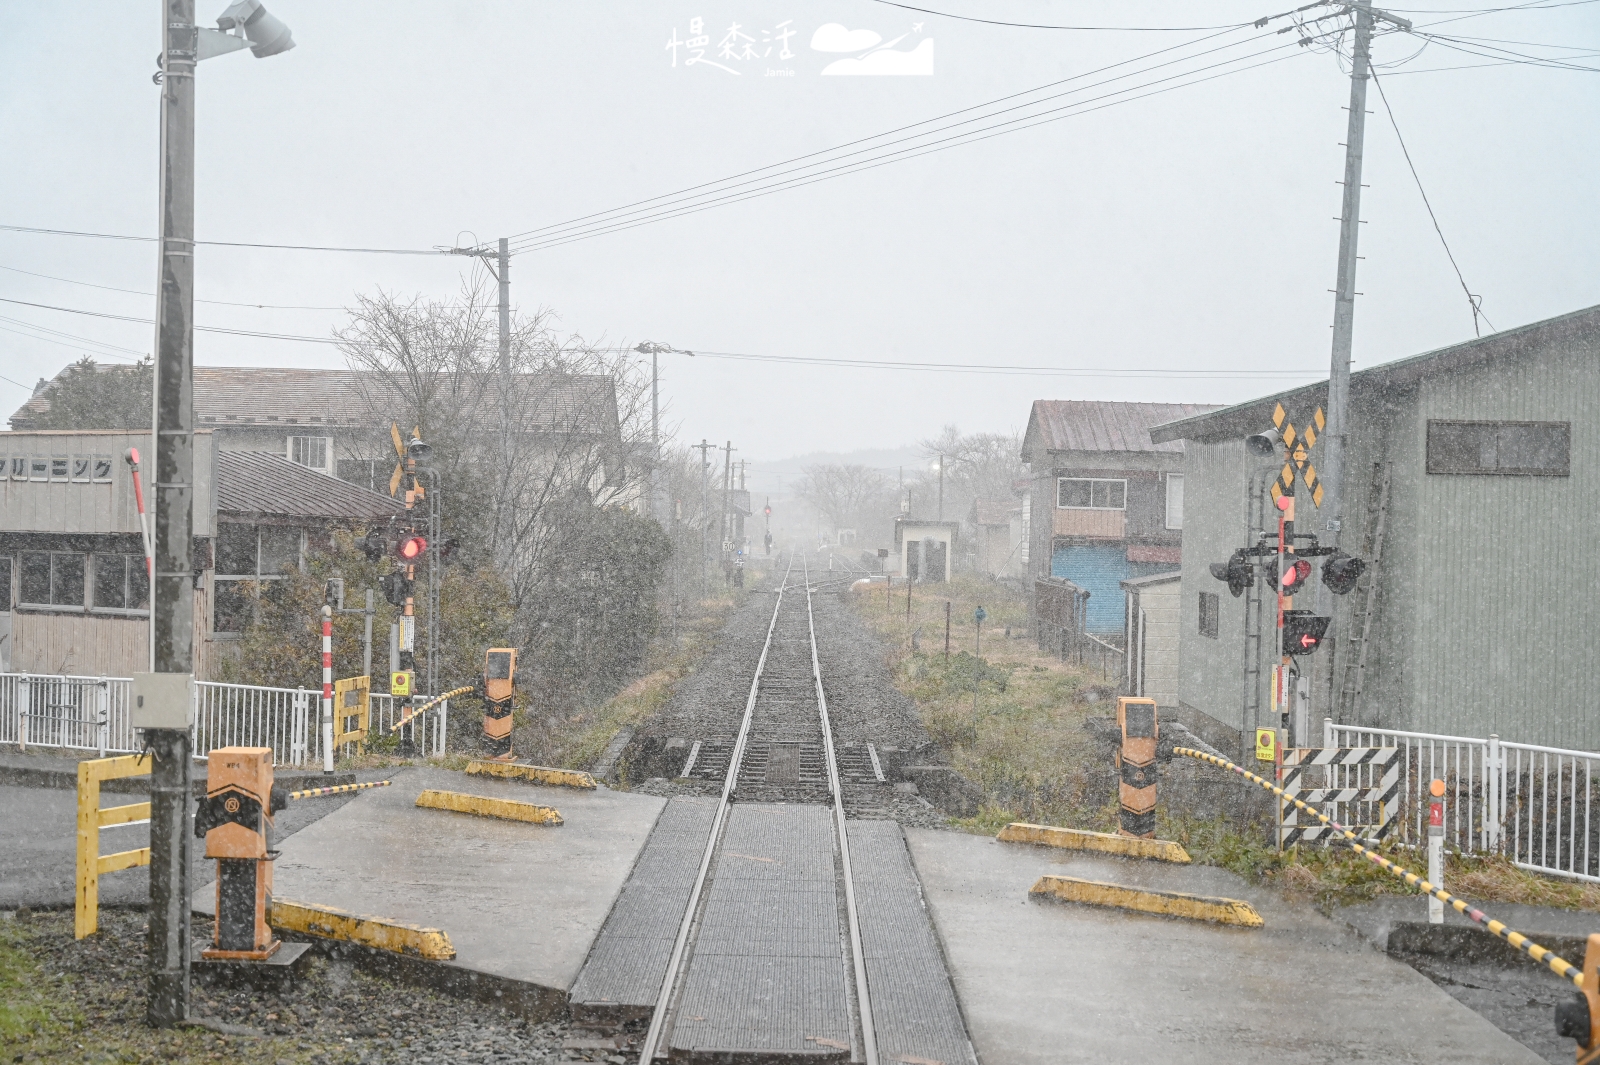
[1149,303,1600,755]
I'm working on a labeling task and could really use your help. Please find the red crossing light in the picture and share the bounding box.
[395,534,427,562]
[1268,557,1312,596]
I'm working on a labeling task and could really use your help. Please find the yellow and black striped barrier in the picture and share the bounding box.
[1175,746,1585,988]
[389,685,475,734]
[288,780,392,801]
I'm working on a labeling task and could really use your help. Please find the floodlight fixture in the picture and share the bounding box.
[216,0,296,58]
[406,436,434,465]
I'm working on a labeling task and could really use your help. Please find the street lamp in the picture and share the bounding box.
[145,0,295,1029]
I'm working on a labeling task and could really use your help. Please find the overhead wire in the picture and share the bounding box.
[1406,31,1600,68]
[0,263,345,310]
[1369,71,1495,335]
[0,223,452,256]
[509,37,1316,254]
[487,22,1268,252]
[862,0,1260,31]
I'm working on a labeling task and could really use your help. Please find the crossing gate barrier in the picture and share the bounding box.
[76,753,153,939]
[332,675,370,753]
[1280,746,1399,847]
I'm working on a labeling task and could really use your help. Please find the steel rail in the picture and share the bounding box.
[805,558,881,1065]
[636,555,795,1063]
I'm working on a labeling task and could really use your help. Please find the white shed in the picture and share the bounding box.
[1122,571,1181,708]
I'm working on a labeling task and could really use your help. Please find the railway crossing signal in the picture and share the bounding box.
[1282,611,1329,656]
[1209,549,1253,598]
[380,573,413,607]
[395,534,427,562]
[1267,557,1312,596]
[360,528,386,562]
[1321,551,1366,595]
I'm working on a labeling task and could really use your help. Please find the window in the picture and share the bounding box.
[93,554,149,612]
[1426,420,1570,477]
[0,556,11,609]
[213,524,300,634]
[288,436,331,473]
[19,551,86,609]
[1198,591,1219,639]
[1057,477,1126,510]
[1165,473,1185,530]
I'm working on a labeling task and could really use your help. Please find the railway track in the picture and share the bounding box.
[570,551,973,1065]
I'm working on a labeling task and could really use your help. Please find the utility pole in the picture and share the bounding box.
[148,0,198,1025]
[721,441,735,562]
[498,237,511,487]
[652,350,660,523]
[937,453,944,521]
[694,440,713,595]
[1317,0,1410,711]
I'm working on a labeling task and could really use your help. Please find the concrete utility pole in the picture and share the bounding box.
[652,351,660,522]
[937,454,944,521]
[498,237,511,485]
[694,440,713,594]
[721,441,735,556]
[1320,1,1409,572]
[1315,1,1410,717]
[148,0,199,1025]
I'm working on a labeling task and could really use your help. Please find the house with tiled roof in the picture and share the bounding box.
[0,429,403,679]
[1020,400,1222,633]
[10,365,624,493]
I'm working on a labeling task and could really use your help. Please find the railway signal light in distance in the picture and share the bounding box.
[1266,557,1313,596]
[360,529,386,562]
[394,534,427,562]
[380,573,413,607]
[1282,610,1329,655]
[1322,551,1367,595]
[1209,550,1253,598]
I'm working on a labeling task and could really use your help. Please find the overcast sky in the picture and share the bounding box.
[1,2,1595,471]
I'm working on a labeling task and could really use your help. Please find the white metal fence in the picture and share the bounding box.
[2,672,450,768]
[1328,720,1600,884]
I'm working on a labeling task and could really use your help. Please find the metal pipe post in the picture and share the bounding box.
[363,588,374,680]
[321,604,334,773]
[147,0,197,1026]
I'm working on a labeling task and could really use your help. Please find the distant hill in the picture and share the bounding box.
[743,445,926,501]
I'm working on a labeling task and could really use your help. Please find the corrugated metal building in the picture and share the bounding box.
[1021,400,1220,632]
[1150,304,1600,753]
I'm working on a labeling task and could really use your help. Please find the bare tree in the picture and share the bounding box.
[794,464,896,539]
[334,279,655,695]
[913,424,1025,519]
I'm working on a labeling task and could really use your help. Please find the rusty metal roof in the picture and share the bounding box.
[1023,400,1223,458]
[216,451,406,524]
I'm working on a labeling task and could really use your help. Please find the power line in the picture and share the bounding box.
[1409,30,1600,68]
[666,347,1326,379]
[863,0,1258,31]
[510,38,1312,254]
[0,295,344,345]
[1369,71,1495,335]
[486,23,1267,253]
[0,223,451,256]
[0,263,345,310]
[0,314,147,359]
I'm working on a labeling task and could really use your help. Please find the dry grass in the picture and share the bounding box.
[851,575,1118,833]
[852,574,1600,919]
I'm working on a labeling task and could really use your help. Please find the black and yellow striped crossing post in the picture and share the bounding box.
[1116,697,1158,838]
[480,648,518,763]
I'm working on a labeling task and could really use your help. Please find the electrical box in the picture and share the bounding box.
[131,672,195,730]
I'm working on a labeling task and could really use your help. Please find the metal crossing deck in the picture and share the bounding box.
[670,803,852,1061]
[569,797,719,1024]
[847,820,978,1065]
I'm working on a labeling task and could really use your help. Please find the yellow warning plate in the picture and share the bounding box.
[415,789,562,825]
[1030,874,1263,927]
[997,823,1190,863]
